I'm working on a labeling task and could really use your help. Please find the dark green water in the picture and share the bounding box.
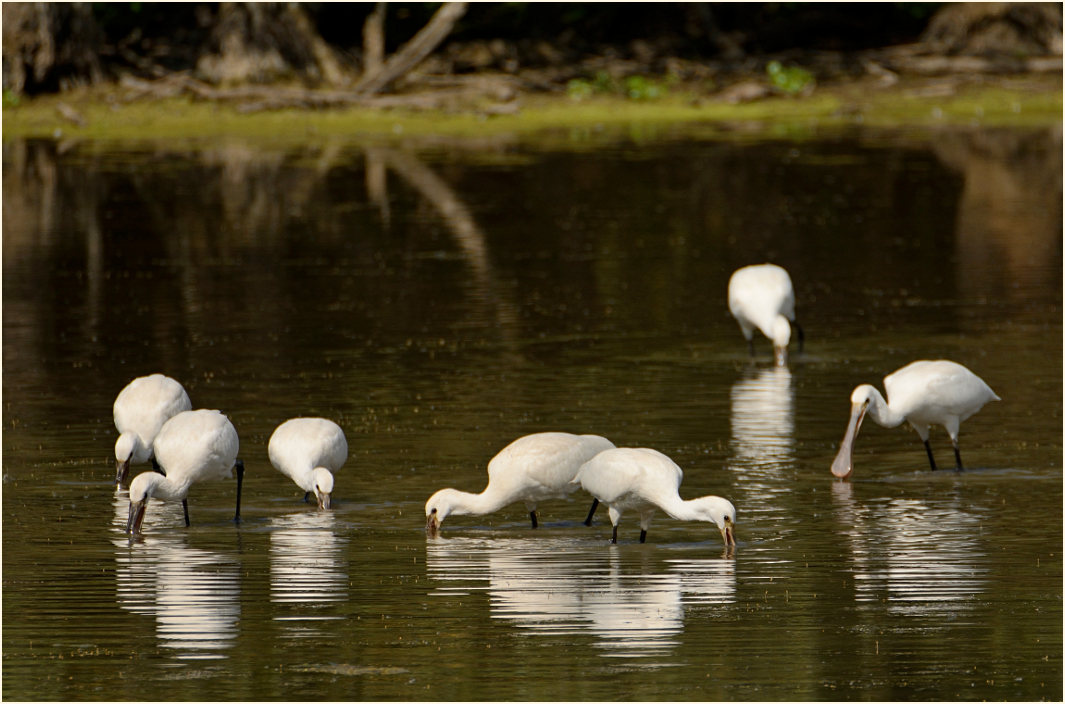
[2,125,1061,701]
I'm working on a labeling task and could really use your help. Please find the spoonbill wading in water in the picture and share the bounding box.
[113,374,191,485]
[573,447,736,547]
[831,360,1000,479]
[425,432,615,536]
[728,263,804,365]
[126,409,245,534]
[268,417,347,509]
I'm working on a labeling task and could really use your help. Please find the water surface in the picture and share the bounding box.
[3,125,1061,700]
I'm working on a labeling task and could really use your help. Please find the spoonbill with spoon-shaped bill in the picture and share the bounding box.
[126,409,245,533]
[113,374,191,485]
[830,360,1000,479]
[425,432,615,536]
[268,417,347,509]
[728,263,804,365]
[573,447,736,546]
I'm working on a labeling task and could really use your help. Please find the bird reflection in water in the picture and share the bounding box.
[425,537,735,662]
[113,496,240,659]
[729,366,796,498]
[831,481,988,616]
[269,511,348,631]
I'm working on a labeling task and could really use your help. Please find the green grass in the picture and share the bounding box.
[3,76,1060,146]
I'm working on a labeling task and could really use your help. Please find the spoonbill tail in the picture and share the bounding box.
[113,374,192,485]
[573,447,736,546]
[425,432,615,535]
[126,409,245,534]
[728,263,804,365]
[830,360,1000,478]
[268,417,347,509]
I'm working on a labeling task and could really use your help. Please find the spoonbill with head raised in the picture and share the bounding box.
[831,360,1000,478]
[425,432,615,535]
[113,374,192,485]
[268,417,347,509]
[573,447,736,546]
[728,263,804,365]
[126,409,245,534]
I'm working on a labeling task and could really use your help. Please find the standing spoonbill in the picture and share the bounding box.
[268,417,347,509]
[425,432,615,536]
[573,447,736,546]
[830,360,1000,478]
[126,409,245,534]
[728,263,804,365]
[113,374,192,485]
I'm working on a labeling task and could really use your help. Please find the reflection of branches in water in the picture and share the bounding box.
[364,145,520,349]
[932,127,1063,307]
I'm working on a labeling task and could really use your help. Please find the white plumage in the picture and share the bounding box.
[425,432,615,535]
[268,417,348,509]
[728,263,803,365]
[573,447,736,547]
[831,360,1000,478]
[113,374,192,485]
[126,409,244,533]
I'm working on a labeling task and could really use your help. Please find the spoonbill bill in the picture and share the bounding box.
[268,417,347,509]
[728,263,804,365]
[425,432,615,536]
[113,374,191,485]
[573,447,736,546]
[126,409,245,534]
[830,360,1000,478]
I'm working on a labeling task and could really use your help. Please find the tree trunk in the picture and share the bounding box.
[353,2,468,95]
[2,2,103,94]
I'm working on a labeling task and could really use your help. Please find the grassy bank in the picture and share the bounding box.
[3,74,1060,144]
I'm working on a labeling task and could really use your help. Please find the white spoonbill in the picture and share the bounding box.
[425,432,615,535]
[113,374,192,485]
[126,409,245,534]
[268,417,347,509]
[573,447,736,546]
[830,360,1000,479]
[728,263,804,365]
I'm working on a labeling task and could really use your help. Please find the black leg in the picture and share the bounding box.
[952,440,964,471]
[583,498,599,526]
[611,525,618,544]
[303,491,311,503]
[923,440,938,471]
[233,459,244,523]
[746,338,755,357]
[529,510,538,529]
[182,499,190,527]
[793,320,805,354]
[639,529,647,544]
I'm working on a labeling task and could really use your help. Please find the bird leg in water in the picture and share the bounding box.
[234,459,244,523]
[639,529,647,544]
[794,320,805,353]
[529,510,538,529]
[303,492,311,503]
[610,525,618,544]
[182,499,190,527]
[583,498,599,526]
[923,440,938,471]
[746,338,755,357]
[952,439,964,471]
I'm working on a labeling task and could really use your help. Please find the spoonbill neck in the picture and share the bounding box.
[132,472,191,504]
[439,486,512,518]
[858,385,906,428]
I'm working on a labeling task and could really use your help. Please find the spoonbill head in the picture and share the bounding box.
[126,409,244,533]
[831,360,1000,479]
[727,263,803,365]
[425,432,615,536]
[113,374,192,485]
[268,417,347,509]
[574,447,736,547]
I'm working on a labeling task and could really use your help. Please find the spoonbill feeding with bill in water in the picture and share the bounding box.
[830,359,999,479]
[728,263,804,365]
[573,447,736,547]
[113,373,192,485]
[126,409,245,534]
[425,432,615,535]
[268,417,347,509]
